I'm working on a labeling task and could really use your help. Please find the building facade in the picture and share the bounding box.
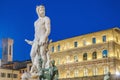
[48,27,120,80]
[1,61,30,80]
[0,68,20,80]
[1,28,120,80]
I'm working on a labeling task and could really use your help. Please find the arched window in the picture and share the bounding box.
[57,45,60,51]
[92,52,97,59]
[84,68,88,76]
[93,67,98,76]
[66,71,70,78]
[66,56,70,63]
[102,50,108,58]
[74,70,79,77]
[74,55,78,62]
[104,66,109,74]
[83,53,87,60]
[57,58,60,65]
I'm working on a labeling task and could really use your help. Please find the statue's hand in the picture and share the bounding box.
[39,40,46,46]
[25,39,33,45]
[25,39,28,42]
[39,37,47,46]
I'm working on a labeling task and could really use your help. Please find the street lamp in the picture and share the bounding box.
[116,71,120,80]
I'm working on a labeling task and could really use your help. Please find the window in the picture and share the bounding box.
[66,71,70,78]
[104,66,109,74]
[74,70,79,77]
[9,45,12,55]
[102,50,108,58]
[10,74,13,78]
[74,55,78,62]
[84,68,88,76]
[57,58,60,65]
[83,40,86,46]
[93,67,98,76]
[1,73,6,77]
[13,74,17,78]
[57,45,60,51]
[74,41,78,47]
[51,46,54,52]
[92,52,97,59]
[66,43,70,49]
[83,53,87,60]
[7,73,11,78]
[66,56,70,63]
[92,37,96,44]
[102,35,106,42]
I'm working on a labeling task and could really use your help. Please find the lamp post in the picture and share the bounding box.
[116,71,120,80]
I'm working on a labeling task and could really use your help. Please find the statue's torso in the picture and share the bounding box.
[34,17,47,41]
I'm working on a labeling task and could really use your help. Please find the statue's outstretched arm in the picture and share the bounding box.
[25,39,33,45]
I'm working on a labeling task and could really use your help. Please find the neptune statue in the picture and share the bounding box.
[21,5,58,80]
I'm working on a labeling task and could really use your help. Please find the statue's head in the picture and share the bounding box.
[51,60,55,66]
[36,5,45,17]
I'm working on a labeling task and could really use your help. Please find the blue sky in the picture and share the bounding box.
[0,0,120,61]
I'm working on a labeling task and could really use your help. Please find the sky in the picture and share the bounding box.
[0,0,120,61]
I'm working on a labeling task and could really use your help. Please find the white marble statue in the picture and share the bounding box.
[22,5,58,80]
[25,5,50,69]
[23,5,51,80]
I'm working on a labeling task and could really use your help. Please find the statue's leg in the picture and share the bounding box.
[37,64,43,76]
[40,45,47,68]
[30,43,37,63]
[21,72,30,80]
[30,65,36,73]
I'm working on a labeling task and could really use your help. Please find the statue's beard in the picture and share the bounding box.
[39,13,45,17]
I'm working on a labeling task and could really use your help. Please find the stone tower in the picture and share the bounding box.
[2,38,13,64]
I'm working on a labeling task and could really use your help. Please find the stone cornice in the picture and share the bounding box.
[57,57,120,69]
